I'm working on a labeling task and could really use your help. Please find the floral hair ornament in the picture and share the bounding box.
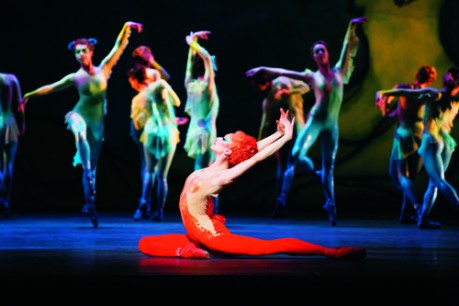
[67,38,98,50]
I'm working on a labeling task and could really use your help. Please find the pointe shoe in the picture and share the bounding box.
[133,208,142,221]
[176,243,210,259]
[325,247,366,260]
[418,219,442,229]
[133,200,150,221]
[82,203,99,228]
[151,209,164,221]
[323,201,336,226]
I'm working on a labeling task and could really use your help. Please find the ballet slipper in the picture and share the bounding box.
[176,243,210,259]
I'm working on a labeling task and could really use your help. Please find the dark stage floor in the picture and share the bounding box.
[1,209,458,304]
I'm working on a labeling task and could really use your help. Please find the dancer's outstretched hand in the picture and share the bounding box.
[276,108,294,140]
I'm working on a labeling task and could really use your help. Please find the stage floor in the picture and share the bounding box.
[1,210,458,303]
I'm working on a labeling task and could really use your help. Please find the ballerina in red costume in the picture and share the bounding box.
[139,109,366,260]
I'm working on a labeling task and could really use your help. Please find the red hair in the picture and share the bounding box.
[227,131,258,167]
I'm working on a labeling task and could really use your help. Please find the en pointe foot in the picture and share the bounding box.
[323,201,336,226]
[418,219,442,229]
[133,200,150,221]
[82,203,99,228]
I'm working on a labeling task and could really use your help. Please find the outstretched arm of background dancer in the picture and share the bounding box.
[335,16,367,77]
[100,21,143,72]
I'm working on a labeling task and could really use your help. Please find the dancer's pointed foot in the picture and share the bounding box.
[176,243,210,259]
[151,209,164,221]
[133,209,142,221]
[133,200,150,221]
[418,219,442,229]
[82,203,99,228]
[272,196,287,220]
[323,201,336,226]
[324,247,366,260]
